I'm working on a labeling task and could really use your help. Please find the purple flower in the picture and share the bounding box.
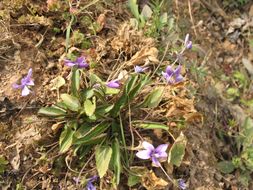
[86,176,98,190]
[184,34,192,49]
[162,65,183,84]
[178,179,187,190]
[134,65,148,73]
[65,56,89,69]
[106,80,120,88]
[136,141,168,167]
[13,68,34,96]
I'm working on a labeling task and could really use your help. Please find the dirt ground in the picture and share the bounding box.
[0,0,253,189]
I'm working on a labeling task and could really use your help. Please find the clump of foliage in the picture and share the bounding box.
[38,60,188,188]
[222,0,249,8]
[128,0,173,38]
[217,118,253,186]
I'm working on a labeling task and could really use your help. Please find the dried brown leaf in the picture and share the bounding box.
[127,47,159,66]
[141,170,168,190]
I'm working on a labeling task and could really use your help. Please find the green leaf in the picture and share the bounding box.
[128,74,150,101]
[95,145,112,178]
[241,147,253,170]
[74,133,107,146]
[127,166,148,187]
[50,76,66,90]
[168,132,187,167]
[240,117,253,149]
[125,74,139,94]
[140,87,164,108]
[239,171,251,187]
[71,68,80,97]
[59,123,76,153]
[138,123,168,130]
[95,104,114,116]
[111,75,149,117]
[38,107,66,117]
[226,87,240,97]
[128,0,140,20]
[74,122,110,145]
[82,88,94,99]
[160,13,168,24]
[111,138,121,185]
[105,87,120,95]
[83,99,96,116]
[217,161,235,174]
[90,73,102,85]
[127,175,140,187]
[0,156,8,174]
[141,5,153,19]
[61,93,81,112]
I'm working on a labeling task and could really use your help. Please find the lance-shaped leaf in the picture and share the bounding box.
[95,145,112,178]
[71,68,80,97]
[140,87,164,108]
[168,132,187,167]
[61,93,81,112]
[138,122,168,131]
[38,107,66,117]
[74,122,110,145]
[111,138,121,185]
[59,123,76,153]
[83,98,96,116]
[217,161,235,174]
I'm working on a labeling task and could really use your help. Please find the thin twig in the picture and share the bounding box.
[128,101,135,163]
[77,153,95,188]
[187,0,197,37]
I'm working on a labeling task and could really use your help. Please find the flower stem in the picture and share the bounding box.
[159,164,178,188]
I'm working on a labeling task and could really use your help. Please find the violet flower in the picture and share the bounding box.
[162,65,183,84]
[178,179,187,190]
[106,80,120,88]
[86,176,98,190]
[184,34,192,49]
[65,56,89,69]
[134,65,148,73]
[13,68,34,96]
[136,141,168,167]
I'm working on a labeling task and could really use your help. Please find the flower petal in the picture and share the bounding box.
[174,65,181,76]
[78,62,89,69]
[86,181,96,190]
[151,156,161,167]
[184,34,190,46]
[136,150,151,159]
[142,141,154,151]
[155,144,168,153]
[186,41,192,49]
[154,151,167,159]
[27,68,33,79]
[106,80,120,88]
[77,57,89,68]
[26,80,35,86]
[13,83,22,89]
[165,66,174,76]
[175,74,183,83]
[76,57,85,64]
[21,86,30,96]
[64,60,76,67]
[178,179,187,190]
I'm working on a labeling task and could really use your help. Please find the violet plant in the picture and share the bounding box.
[86,176,98,190]
[38,33,191,188]
[65,56,89,69]
[136,141,168,167]
[13,68,34,96]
